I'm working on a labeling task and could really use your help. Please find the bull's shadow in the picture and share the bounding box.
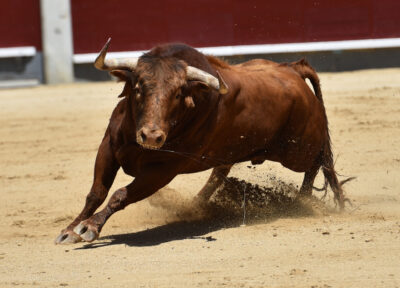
[76,177,325,249]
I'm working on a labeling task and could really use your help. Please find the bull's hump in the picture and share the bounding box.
[148,43,199,58]
[146,43,215,74]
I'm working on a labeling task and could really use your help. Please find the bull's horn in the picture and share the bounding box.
[94,38,138,71]
[186,66,228,94]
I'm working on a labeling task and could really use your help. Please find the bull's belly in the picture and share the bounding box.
[272,134,324,172]
[241,145,320,172]
[276,145,321,172]
[204,133,323,173]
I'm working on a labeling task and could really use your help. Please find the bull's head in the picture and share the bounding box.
[94,38,228,150]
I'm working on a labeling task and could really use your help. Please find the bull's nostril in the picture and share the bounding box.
[140,131,147,143]
[155,135,163,144]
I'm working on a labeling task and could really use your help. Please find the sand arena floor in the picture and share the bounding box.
[0,68,399,287]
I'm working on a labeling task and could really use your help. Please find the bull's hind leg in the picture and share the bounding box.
[300,157,352,209]
[55,134,119,244]
[194,165,232,203]
[298,163,320,197]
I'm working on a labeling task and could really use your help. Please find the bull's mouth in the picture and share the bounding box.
[137,142,163,150]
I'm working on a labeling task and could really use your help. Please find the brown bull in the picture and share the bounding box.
[55,39,347,244]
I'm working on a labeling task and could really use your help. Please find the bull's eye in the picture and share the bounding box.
[175,88,182,99]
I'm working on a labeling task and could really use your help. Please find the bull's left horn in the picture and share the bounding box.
[186,66,228,94]
[94,38,138,71]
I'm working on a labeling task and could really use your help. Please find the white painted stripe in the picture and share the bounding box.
[0,46,37,58]
[0,79,40,88]
[73,37,400,64]
[198,38,400,56]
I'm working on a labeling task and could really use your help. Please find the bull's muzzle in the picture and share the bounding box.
[136,127,166,149]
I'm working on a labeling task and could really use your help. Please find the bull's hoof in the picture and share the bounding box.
[54,230,82,245]
[73,222,99,242]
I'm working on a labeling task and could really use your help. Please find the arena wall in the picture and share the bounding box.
[0,0,399,84]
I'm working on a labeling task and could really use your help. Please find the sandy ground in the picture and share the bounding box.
[0,68,399,287]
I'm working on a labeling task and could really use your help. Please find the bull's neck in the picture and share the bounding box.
[121,96,137,142]
[165,90,220,150]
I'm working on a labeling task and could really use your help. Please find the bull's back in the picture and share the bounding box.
[212,61,327,171]
[230,62,321,135]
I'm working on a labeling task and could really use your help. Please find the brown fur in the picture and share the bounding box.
[206,55,230,69]
[55,43,348,244]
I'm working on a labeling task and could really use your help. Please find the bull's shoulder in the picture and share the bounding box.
[95,98,127,154]
[108,99,126,138]
[110,98,126,120]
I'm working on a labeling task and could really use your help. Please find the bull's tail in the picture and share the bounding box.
[289,59,353,208]
[289,58,324,103]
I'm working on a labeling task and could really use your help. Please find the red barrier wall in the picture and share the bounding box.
[71,0,400,54]
[0,0,399,53]
[0,0,42,49]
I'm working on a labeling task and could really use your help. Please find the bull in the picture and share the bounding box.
[55,38,348,244]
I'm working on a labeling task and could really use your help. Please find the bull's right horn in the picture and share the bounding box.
[94,38,138,71]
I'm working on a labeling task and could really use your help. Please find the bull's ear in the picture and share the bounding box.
[110,70,137,98]
[109,69,133,82]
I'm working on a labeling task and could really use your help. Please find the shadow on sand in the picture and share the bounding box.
[76,177,328,250]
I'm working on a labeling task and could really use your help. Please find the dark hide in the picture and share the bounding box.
[55,43,348,244]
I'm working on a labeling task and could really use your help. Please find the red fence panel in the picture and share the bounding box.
[1,0,398,54]
[0,0,42,49]
[71,0,400,54]
[372,0,400,38]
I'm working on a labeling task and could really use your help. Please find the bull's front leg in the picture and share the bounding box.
[55,134,120,244]
[73,170,176,243]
